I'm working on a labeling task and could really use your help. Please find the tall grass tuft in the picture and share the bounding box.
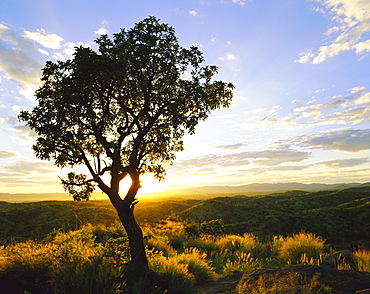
[354,249,370,272]
[276,232,325,265]
[222,251,262,277]
[186,237,218,253]
[216,233,262,255]
[174,248,217,284]
[148,252,196,294]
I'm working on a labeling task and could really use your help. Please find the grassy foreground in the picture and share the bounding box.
[1,219,370,294]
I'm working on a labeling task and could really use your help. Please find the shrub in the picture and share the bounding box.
[277,232,325,264]
[200,219,225,236]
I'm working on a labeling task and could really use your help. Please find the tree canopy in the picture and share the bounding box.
[20,16,233,200]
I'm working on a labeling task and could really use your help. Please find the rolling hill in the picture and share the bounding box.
[1,185,369,248]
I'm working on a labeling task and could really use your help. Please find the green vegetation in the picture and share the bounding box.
[1,219,370,293]
[2,186,370,248]
[0,186,369,292]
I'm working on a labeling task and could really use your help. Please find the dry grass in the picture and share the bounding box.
[354,248,370,272]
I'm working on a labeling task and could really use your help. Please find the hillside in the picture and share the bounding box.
[1,186,369,248]
[178,186,370,248]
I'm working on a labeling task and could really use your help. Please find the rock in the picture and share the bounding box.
[322,249,358,271]
[197,272,243,294]
[235,265,370,294]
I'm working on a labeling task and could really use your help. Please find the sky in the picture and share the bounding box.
[1,0,370,197]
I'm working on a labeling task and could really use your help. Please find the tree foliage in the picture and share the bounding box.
[19,16,234,201]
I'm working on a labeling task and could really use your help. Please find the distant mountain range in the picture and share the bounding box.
[1,182,370,202]
[159,182,370,198]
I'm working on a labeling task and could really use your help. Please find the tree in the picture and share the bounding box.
[19,16,234,270]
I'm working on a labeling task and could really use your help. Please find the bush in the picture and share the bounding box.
[277,232,325,264]
[200,219,224,236]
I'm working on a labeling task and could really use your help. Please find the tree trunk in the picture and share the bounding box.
[118,204,148,267]
[107,173,149,269]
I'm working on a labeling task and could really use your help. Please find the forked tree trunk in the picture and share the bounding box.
[106,175,149,269]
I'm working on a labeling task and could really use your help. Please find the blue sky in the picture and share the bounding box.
[1,0,370,195]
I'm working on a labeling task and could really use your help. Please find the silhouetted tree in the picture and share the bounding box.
[19,16,234,270]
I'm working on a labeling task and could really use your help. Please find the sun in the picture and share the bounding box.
[117,173,164,195]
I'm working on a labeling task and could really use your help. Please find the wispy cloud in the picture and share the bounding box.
[215,143,250,150]
[298,0,370,64]
[1,160,57,175]
[170,148,310,176]
[220,53,238,61]
[232,0,250,6]
[287,129,370,152]
[317,157,369,168]
[0,24,43,88]
[238,86,370,131]
[0,151,17,159]
[189,10,198,16]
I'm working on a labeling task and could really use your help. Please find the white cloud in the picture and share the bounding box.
[355,92,370,104]
[296,49,315,63]
[94,27,109,36]
[299,0,370,63]
[220,53,238,61]
[94,20,109,36]
[53,41,91,61]
[189,10,197,16]
[350,86,366,93]
[232,0,250,6]
[23,28,63,49]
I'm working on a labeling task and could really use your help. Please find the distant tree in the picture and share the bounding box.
[19,16,234,271]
